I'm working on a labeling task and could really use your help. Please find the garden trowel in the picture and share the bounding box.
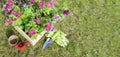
[42,38,52,49]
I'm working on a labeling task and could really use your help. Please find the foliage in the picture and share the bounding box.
[3,0,69,39]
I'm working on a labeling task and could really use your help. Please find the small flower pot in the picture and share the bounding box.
[8,35,19,46]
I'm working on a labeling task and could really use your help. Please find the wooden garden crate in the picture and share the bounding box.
[14,27,46,46]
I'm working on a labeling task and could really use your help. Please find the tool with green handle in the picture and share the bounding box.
[46,30,69,47]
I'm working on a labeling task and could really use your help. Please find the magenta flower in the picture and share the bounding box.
[30,0,35,3]
[46,26,51,31]
[47,0,55,8]
[47,2,52,8]
[46,22,52,31]
[50,0,55,4]
[38,1,45,7]
[36,18,41,24]
[4,6,11,13]
[5,19,12,24]
[29,29,36,36]
[46,22,52,27]
[8,0,13,7]
[17,13,22,18]
[12,10,17,16]
[63,9,70,16]
[54,15,60,21]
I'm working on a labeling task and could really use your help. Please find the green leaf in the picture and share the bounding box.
[35,0,40,2]
[31,34,38,40]
[29,21,36,26]
[60,14,65,21]
[12,19,22,26]
[25,24,30,33]
[12,5,20,11]
[23,8,35,18]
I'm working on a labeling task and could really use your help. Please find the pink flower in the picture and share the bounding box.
[47,2,52,8]
[36,18,41,24]
[50,0,55,4]
[12,10,17,16]
[38,1,45,7]
[5,19,12,24]
[46,26,51,31]
[46,22,52,27]
[29,29,36,36]
[47,0,55,8]
[17,13,22,18]
[30,0,35,3]
[46,22,52,31]
[8,0,13,7]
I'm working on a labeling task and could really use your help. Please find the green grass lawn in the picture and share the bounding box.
[0,0,120,57]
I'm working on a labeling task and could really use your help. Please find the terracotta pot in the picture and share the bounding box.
[8,35,19,46]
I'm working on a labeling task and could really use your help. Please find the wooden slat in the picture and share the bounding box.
[14,27,46,46]
[14,27,33,44]
[32,31,46,45]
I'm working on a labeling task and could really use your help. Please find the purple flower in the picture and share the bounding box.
[29,29,36,36]
[23,3,29,8]
[4,6,11,13]
[30,0,35,3]
[5,19,12,24]
[63,9,70,16]
[54,15,60,21]
[38,1,45,7]
[36,18,41,24]
[51,27,57,32]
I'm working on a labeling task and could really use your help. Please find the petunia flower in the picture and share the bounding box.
[17,13,22,18]
[51,27,57,32]
[5,19,12,24]
[23,3,29,8]
[12,10,17,16]
[47,2,52,8]
[46,22,52,27]
[46,26,51,32]
[50,0,55,5]
[8,0,13,7]
[29,29,36,36]
[38,1,45,7]
[63,9,70,16]
[54,15,60,21]
[4,6,11,13]
[30,0,35,3]
[46,22,52,31]
[36,18,41,24]
[47,0,55,8]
